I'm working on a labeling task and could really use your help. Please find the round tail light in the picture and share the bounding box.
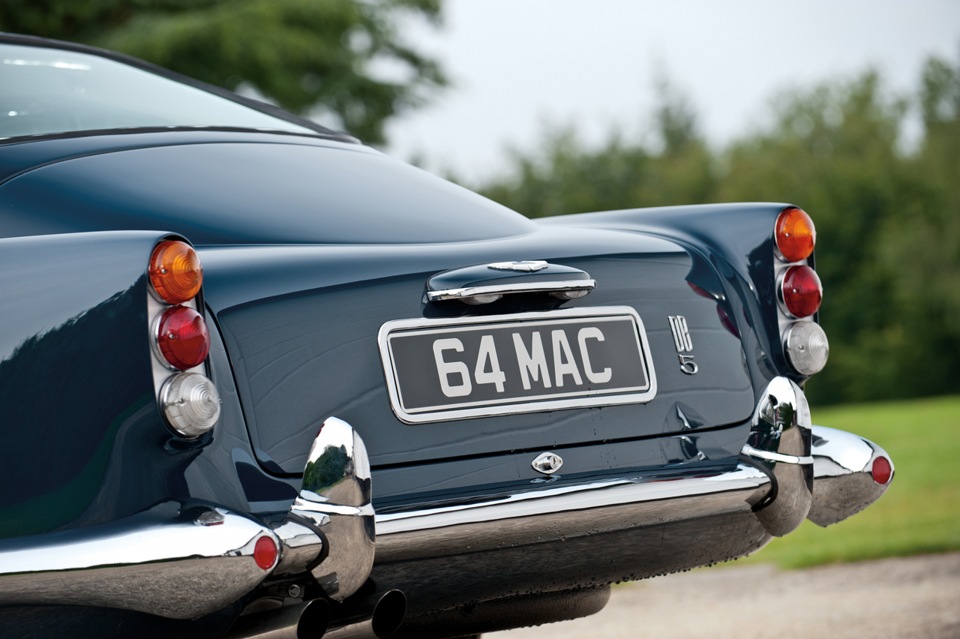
[254,535,279,571]
[871,456,893,485]
[775,207,816,263]
[160,372,221,438]
[784,321,830,375]
[149,240,203,304]
[780,265,823,318]
[156,306,211,370]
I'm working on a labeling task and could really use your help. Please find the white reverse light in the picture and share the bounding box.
[160,372,222,438]
[784,322,830,376]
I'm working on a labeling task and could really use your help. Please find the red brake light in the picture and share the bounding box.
[254,536,279,570]
[780,265,822,318]
[871,456,893,485]
[156,306,211,370]
[149,240,203,304]
[775,207,816,263]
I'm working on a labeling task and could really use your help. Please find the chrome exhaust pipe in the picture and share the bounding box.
[325,589,407,639]
[226,599,331,639]
[227,589,406,639]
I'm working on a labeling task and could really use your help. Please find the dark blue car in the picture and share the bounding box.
[0,33,894,639]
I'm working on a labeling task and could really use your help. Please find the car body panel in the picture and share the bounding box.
[203,228,754,475]
[0,231,162,538]
[0,136,533,245]
[0,135,757,475]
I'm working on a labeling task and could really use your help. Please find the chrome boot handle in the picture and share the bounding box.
[426,260,595,305]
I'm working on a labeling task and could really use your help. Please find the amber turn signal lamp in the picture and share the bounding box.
[775,207,816,263]
[149,240,203,304]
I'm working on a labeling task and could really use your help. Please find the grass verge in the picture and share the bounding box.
[741,395,960,568]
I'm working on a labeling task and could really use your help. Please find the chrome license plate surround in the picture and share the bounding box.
[378,306,657,424]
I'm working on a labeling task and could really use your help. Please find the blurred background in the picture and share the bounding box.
[2,0,957,564]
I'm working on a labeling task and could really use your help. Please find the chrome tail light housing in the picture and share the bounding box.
[774,207,828,377]
[148,239,220,438]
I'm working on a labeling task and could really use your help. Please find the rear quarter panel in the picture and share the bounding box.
[0,232,182,537]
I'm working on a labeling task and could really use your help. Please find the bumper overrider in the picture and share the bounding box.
[0,379,893,635]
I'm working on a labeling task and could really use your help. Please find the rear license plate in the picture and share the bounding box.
[378,307,656,424]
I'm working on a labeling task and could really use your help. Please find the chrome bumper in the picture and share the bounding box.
[0,379,892,627]
[376,377,894,564]
[808,424,895,527]
[0,502,280,619]
[0,416,376,621]
[377,464,773,563]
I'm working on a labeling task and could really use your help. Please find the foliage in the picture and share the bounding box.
[479,80,716,217]
[0,0,447,144]
[472,54,960,406]
[303,445,349,495]
[740,396,960,568]
[718,72,913,403]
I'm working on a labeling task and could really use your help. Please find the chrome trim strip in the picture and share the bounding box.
[378,306,658,424]
[741,444,813,466]
[375,464,771,563]
[426,279,596,304]
[0,502,279,619]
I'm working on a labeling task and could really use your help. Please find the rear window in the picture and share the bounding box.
[0,42,317,139]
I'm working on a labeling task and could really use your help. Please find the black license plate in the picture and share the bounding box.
[378,307,656,424]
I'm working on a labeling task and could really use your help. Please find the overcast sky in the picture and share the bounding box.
[384,0,960,183]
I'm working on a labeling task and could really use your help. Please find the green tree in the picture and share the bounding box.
[302,445,349,495]
[719,63,960,404]
[0,0,447,144]
[473,58,960,405]
[476,82,716,217]
[716,72,915,403]
[872,54,960,400]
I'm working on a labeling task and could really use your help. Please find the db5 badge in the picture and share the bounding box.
[669,315,699,375]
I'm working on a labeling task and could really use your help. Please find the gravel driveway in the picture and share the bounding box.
[489,553,960,638]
